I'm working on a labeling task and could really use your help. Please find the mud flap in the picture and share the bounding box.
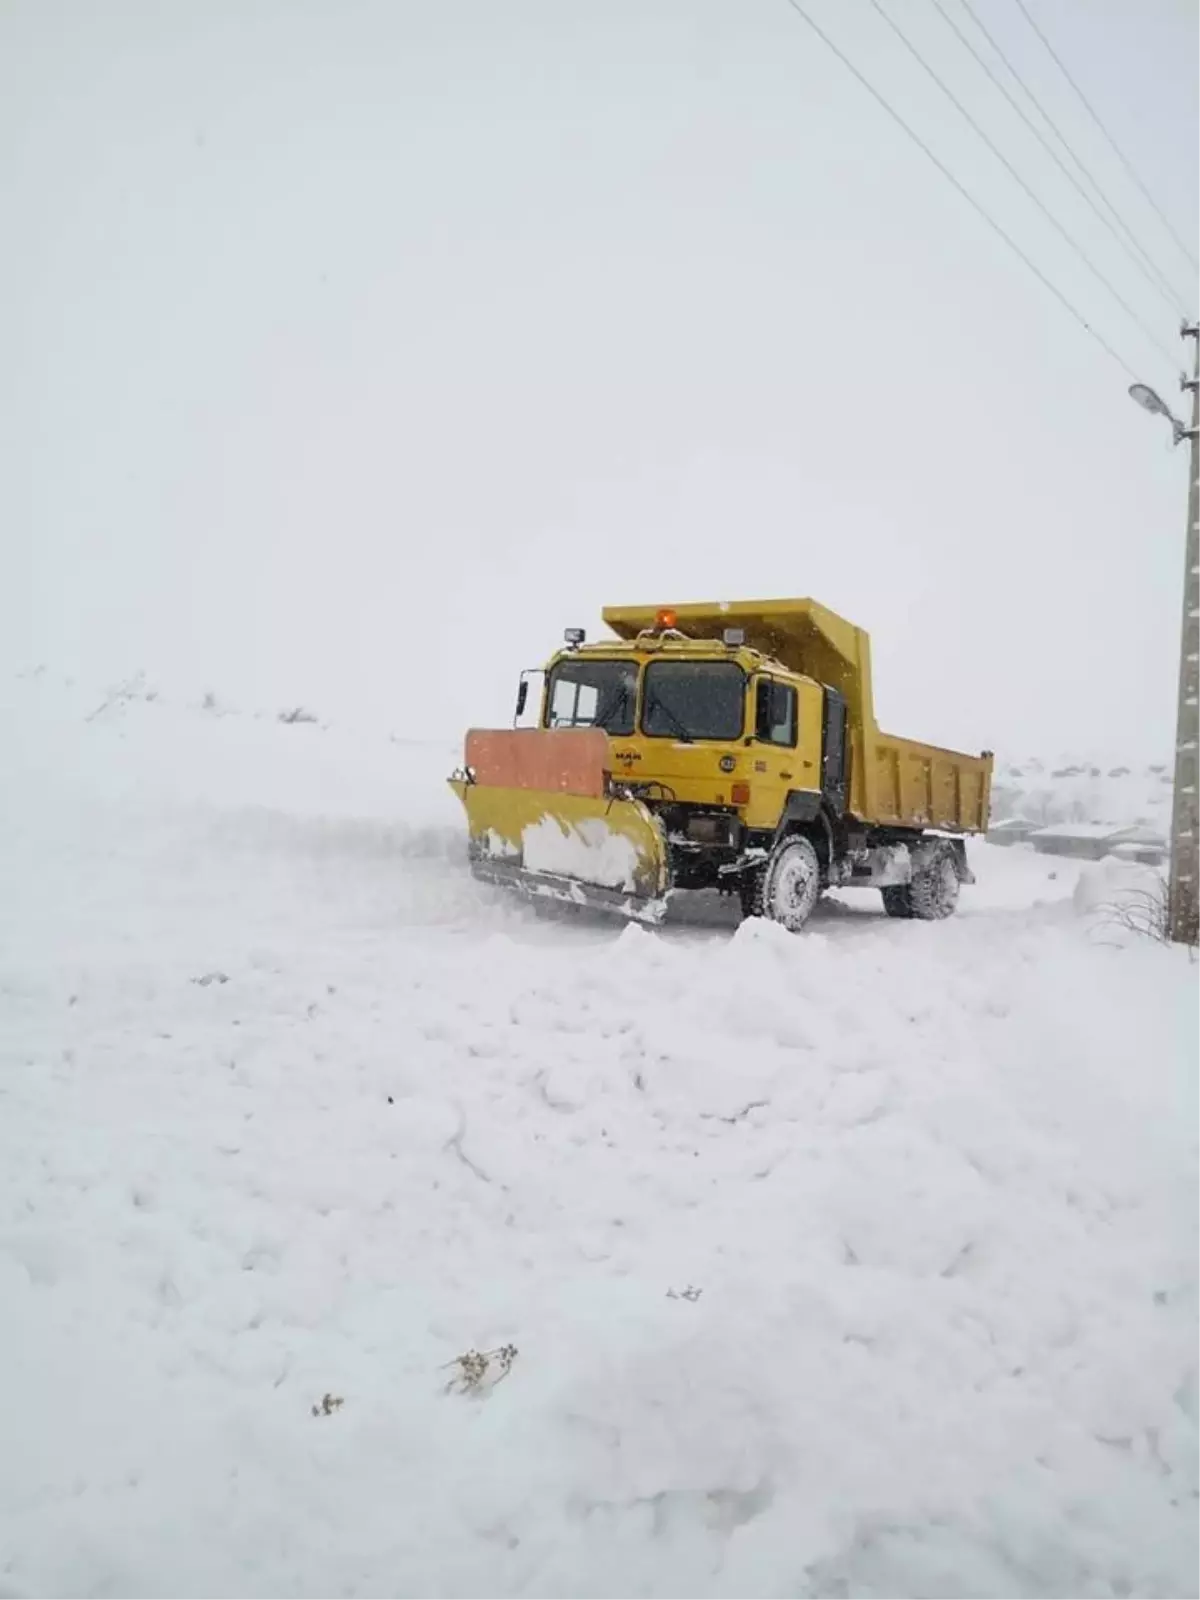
[946,837,975,884]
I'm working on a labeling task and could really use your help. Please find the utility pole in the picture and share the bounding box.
[1170,324,1199,946]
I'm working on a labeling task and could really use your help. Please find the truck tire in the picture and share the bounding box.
[911,853,960,919]
[881,884,914,919]
[744,835,821,932]
[883,851,959,920]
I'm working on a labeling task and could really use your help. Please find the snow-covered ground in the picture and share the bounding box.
[2,675,1197,1599]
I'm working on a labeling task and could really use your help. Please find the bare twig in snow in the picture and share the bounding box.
[443,1345,518,1395]
[1092,884,1172,946]
[444,1106,499,1186]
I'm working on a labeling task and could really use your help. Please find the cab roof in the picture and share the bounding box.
[602,597,859,666]
[600,598,878,730]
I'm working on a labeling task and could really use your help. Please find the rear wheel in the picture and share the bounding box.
[743,835,822,933]
[881,884,913,919]
[911,853,960,919]
[883,851,959,920]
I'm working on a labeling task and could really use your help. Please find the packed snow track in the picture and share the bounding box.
[2,680,1196,1598]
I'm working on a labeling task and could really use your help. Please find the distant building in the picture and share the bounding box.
[986,817,1039,847]
[1030,822,1167,864]
[1106,826,1169,867]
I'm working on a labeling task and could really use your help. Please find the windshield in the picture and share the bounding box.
[642,661,745,741]
[545,658,637,735]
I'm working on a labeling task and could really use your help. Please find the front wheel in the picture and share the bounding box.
[743,835,822,933]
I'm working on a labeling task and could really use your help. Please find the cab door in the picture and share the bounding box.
[741,677,801,829]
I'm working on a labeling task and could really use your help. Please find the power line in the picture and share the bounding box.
[865,0,1179,371]
[778,0,1143,382]
[956,0,1191,314]
[926,0,1188,320]
[1012,0,1199,275]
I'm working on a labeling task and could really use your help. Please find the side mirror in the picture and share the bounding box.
[513,668,545,728]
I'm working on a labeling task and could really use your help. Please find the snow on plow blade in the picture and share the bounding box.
[448,729,670,923]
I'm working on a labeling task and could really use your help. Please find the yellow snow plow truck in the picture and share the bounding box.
[449,599,993,931]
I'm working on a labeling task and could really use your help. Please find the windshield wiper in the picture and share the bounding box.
[646,692,694,743]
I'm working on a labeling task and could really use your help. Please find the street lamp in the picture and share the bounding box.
[1127,381,1190,445]
[1128,323,1200,947]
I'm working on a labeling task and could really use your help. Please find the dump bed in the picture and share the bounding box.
[602,597,992,834]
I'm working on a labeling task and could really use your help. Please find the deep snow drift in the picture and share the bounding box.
[1,675,1196,1598]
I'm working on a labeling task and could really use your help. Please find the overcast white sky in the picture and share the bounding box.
[2,0,1196,758]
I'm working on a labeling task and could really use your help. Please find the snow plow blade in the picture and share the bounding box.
[449,729,670,924]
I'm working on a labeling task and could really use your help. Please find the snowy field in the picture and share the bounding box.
[1,675,1197,1599]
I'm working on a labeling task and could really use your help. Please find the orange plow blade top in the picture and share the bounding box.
[464,728,609,798]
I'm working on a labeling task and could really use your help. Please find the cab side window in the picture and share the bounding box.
[550,675,598,726]
[755,679,797,746]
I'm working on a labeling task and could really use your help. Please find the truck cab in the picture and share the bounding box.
[538,630,846,845]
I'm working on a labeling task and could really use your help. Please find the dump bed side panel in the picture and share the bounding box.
[870,735,992,834]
